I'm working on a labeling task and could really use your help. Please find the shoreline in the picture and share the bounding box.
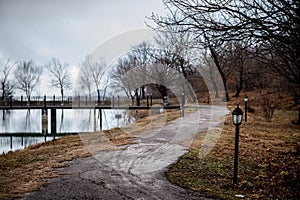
[0,109,181,200]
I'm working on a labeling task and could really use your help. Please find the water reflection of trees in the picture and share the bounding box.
[0,109,134,134]
[1,110,40,133]
[22,110,41,133]
[59,110,64,133]
[74,109,134,132]
[0,109,135,154]
[1,110,11,132]
[24,110,31,132]
[80,109,93,132]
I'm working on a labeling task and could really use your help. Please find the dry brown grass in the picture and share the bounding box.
[0,108,182,200]
[0,135,89,200]
[166,94,300,199]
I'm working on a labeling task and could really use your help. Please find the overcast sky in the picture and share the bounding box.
[0,0,167,66]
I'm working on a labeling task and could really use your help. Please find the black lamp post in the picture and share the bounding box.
[244,96,248,122]
[232,105,243,185]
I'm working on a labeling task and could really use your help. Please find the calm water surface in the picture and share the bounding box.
[0,109,134,154]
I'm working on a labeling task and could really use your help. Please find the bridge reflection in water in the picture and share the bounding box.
[0,109,134,154]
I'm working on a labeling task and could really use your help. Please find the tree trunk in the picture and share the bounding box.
[135,89,140,106]
[209,46,229,101]
[233,60,244,97]
[97,89,100,104]
[61,88,64,102]
[234,83,242,97]
[233,76,243,97]
[223,79,229,102]
[209,66,219,98]
[141,86,146,99]
[1,82,4,100]
[180,66,197,102]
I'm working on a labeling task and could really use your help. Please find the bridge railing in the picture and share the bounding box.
[0,95,181,108]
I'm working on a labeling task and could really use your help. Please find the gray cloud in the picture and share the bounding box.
[0,0,166,65]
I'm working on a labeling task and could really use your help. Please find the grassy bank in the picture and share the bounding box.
[2,96,299,199]
[0,135,88,200]
[166,99,300,199]
[0,109,180,200]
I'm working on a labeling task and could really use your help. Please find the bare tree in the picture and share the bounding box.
[78,64,93,100]
[46,58,72,100]
[111,57,137,104]
[101,77,109,102]
[81,55,106,103]
[111,40,189,105]
[153,30,198,101]
[15,60,42,102]
[129,42,154,101]
[149,0,300,101]
[131,42,154,66]
[110,42,155,106]
[200,50,221,98]
[145,62,183,99]
[218,41,256,97]
[154,30,195,76]
[0,58,15,100]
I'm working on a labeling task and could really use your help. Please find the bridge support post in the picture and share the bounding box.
[51,109,56,134]
[99,109,102,130]
[10,135,12,149]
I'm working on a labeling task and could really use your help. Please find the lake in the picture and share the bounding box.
[0,109,134,154]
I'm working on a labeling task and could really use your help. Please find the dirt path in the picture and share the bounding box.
[19,106,227,200]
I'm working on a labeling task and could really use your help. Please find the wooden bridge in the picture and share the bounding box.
[0,96,186,136]
[0,94,181,110]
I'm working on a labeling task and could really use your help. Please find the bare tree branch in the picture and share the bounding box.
[0,58,15,100]
[148,0,300,99]
[15,60,42,101]
[46,58,72,100]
